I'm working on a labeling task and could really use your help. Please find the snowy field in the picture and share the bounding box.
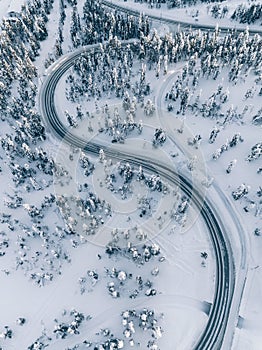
[0,0,261,349]
[0,0,24,17]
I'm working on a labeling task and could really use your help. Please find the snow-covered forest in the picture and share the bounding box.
[0,0,261,349]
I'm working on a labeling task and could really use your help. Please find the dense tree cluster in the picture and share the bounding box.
[163,27,261,120]
[231,3,262,25]
[64,0,150,49]
[106,241,161,263]
[0,130,56,188]
[212,133,244,160]
[0,0,57,190]
[232,183,249,200]
[67,20,262,112]
[79,151,95,176]
[29,306,163,350]
[247,142,262,162]
[55,190,112,238]
[53,309,86,339]
[209,3,228,19]
[103,159,167,202]
[0,0,54,115]
[0,0,79,293]
[94,241,162,300]
[66,40,137,102]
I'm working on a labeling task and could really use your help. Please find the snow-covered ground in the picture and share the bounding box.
[0,0,24,18]
[0,0,261,349]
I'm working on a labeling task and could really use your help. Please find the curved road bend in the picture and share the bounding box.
[40,42,238,350]
[101,0,262,36]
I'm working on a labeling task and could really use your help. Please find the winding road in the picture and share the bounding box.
[101,0,262,36]
[39,40,243,349]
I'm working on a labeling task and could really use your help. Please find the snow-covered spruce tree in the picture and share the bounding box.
[231,4,262,25]
[70,4,81,48]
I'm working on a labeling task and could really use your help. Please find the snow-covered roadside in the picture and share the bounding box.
[51,102,216,350]
[155,57,261,349]
[45,11,262,347]
[0,0,24,20]
[107,0,262,32]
